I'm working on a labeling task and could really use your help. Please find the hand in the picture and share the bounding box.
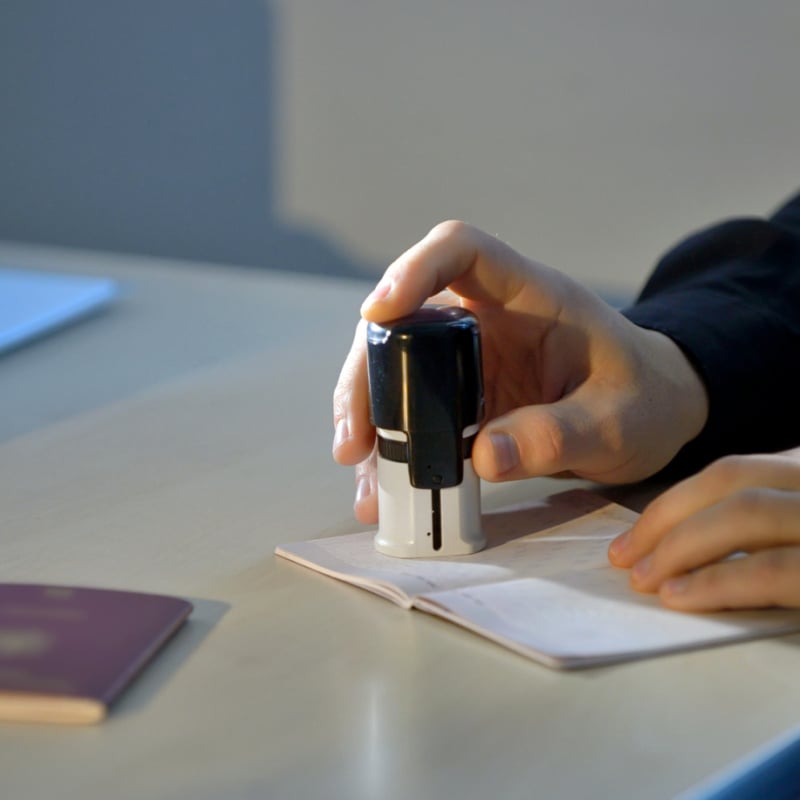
[608,448,800,610]
[333,221,708,523]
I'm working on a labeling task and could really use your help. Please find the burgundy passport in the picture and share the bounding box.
[0,583,192,724]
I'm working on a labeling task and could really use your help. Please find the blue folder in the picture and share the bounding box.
[0,267,117,355]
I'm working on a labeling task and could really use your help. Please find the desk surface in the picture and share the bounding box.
[1,242,799,800]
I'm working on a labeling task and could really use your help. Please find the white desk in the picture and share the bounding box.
[1,243,799,799]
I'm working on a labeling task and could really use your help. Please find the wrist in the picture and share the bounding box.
[639,327,710,447]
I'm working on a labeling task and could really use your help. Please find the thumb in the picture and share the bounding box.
[472,398,610,482]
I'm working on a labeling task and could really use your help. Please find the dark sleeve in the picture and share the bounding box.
[621,190,800,477]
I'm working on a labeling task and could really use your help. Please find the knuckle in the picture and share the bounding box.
[332,383,352,420]
[332,384,349,421]
[655,527,688,561]
[429,219,473,243]
[596,415,627,458]
[526,413,565,468]
[728,487,769,520]
[692,566,722,594]
[703,454,751,487]
[751,549,787,587]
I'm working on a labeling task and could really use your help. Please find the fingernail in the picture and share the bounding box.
[356,475,371,506]
[608,530,631,557]
[631,555,652,583]
[333,418,350,452]
[489,431,520,474]
[662,576,689,596]
[361,278,393,313]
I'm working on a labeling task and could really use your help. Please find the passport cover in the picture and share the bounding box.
[0,584,192,724]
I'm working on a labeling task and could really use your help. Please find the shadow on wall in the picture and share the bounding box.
[0,0,373,279]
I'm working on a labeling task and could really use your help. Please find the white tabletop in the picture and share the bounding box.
[1,242,798,800]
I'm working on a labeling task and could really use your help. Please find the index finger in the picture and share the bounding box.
[360,220,532,322]
[609,453,800,567]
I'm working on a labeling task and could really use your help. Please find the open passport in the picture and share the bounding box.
[276,490,800,669]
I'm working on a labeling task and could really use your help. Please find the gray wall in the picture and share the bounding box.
[2,1,799,290]
[0,0,368,277]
